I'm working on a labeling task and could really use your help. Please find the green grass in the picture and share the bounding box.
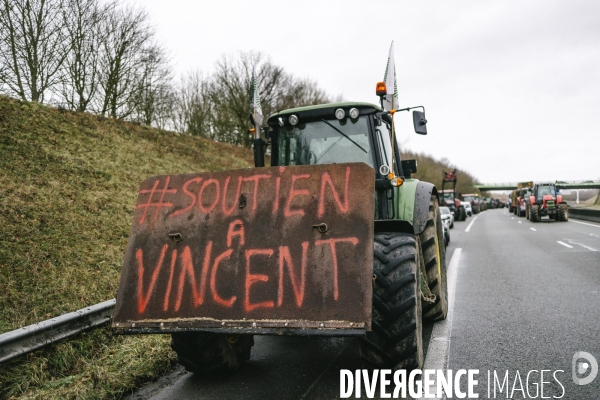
[0,95,253,399]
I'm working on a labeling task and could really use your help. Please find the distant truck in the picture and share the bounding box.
[510,181,533,216]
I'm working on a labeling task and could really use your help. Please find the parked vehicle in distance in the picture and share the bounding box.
[440,206,454,229]
[442,219,450,247]
[461,193,481,214]
[461,201,472,216]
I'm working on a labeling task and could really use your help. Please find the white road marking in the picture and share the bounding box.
[564,239,598,252]
[511,217,514,220]
[530,228,537,231]
[570,220,600,228]
[423,248,462,397]
[518,221,522,224]
[557,241,573,248]
[465,216,478,232]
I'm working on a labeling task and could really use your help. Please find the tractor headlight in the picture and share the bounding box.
[335,108,345,120]
[349,107,360,119]
[289,114,299,126]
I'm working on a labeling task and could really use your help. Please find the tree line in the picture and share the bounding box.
[0,0,330,147]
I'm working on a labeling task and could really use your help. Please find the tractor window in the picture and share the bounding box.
[375,120,400,176]
[277,117,374,167]
[537,186,556,198]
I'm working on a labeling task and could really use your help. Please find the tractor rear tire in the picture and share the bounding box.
[171,332,254,373]
[558,204,568,221]
[458,206,466,221]
[421,196,448,322]
[530,205,540,222]
[360,232,423,371]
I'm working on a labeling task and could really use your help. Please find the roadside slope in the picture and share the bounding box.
[0,96,253,398]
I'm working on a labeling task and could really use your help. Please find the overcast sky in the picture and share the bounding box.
[127,0,600,184]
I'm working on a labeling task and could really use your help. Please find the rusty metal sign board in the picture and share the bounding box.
[113,163,374,334]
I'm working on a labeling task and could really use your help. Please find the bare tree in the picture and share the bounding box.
[94,4,151,118]
[0,0,66,102]
[130,43,173,128]
[58,0,105,112]
[208,51,331,147]
[174,70,213,137]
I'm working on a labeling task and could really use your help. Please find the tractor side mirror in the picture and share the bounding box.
[401,159,417,178]
[413,111,427,135]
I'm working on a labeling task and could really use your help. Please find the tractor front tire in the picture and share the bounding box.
[558,204,568,221]
[360,232,423,371]
[171,332,254,373]
[530,205,540,222]
[526,205,530,220]
[421,196,448,322]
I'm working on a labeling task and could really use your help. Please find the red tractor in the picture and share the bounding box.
[529,183,568,222]
[460,193,482,214]
[440,170,467,221]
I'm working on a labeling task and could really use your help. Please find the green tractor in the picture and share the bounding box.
[113,92,448,373]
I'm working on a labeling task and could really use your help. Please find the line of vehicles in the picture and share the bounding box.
[509,181,569,222]
[438,170,507,247]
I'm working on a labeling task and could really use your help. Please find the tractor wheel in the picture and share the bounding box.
[171,332,254,373]
[458,207,466,221]
[421,196,448,322]
[526,205,530,220]
[519,208,526,217]
[558,204,568,221]
[530,205,540,222]
[360,232,423,370]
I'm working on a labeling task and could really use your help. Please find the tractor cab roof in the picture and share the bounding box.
[267,102,382,127]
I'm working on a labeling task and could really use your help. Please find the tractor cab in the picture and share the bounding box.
[267,102,422,221]
[535,184,556,201]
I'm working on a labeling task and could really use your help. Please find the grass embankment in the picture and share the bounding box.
[0,95,253,398]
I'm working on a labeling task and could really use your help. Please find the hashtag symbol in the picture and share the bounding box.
[136,176,177,224]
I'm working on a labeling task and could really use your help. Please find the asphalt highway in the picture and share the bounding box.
[128,210,600,399]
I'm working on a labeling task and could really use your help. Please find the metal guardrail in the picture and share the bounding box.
[0,299,115,364]
[568,207,600,223]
